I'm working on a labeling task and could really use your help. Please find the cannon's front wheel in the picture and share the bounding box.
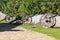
[40,14,56,28]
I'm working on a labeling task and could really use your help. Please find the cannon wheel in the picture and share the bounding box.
[23,16,32,24]
[5,15,14,22]
[40,14,56,28]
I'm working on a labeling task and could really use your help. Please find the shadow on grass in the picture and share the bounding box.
[0,23,24,32]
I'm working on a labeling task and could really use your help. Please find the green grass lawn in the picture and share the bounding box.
[20,24,60,40]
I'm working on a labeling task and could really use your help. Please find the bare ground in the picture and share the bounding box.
[0,25,56,40]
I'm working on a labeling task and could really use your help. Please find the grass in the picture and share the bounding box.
[20,24,60,40]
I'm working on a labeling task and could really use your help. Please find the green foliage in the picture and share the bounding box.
[0,0,60,16]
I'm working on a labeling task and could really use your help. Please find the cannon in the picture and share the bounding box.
[5,14,60,28]
[0,11,60,28]
[25,14,60,28]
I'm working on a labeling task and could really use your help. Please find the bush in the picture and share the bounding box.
[0,0,60,16]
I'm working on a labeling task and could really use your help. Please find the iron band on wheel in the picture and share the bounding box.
[40,14,56,28]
